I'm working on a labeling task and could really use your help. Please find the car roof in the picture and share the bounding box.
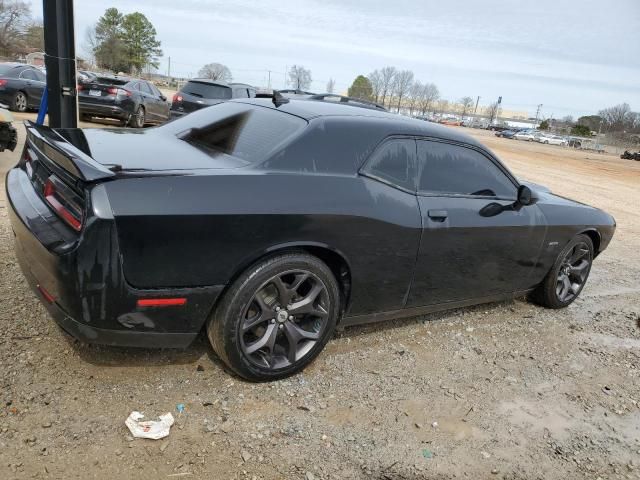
[232,98,485,148]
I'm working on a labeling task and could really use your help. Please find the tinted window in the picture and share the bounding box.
[362,139,417,191]
[20,69,37,80]
[182,81,232,99]
[149,83,163,97]
[139,82,153,95]
[183,103,306,164]
[417,141,516,198]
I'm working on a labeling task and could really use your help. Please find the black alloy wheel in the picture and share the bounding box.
[531,234,594,309]
[207,253,340,381]
[555,241,591,303]
[240,270,330,369]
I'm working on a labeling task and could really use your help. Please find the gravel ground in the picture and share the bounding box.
[0,116,639,480]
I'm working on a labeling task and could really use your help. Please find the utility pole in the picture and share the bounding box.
[267,70,272,90]
[535,104,543,124]
[474,95,480,114]
[42,0,77,128]
[167,56,171,79]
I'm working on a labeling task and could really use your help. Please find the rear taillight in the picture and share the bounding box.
[108,87,131,97]
[0,79,7,87]
[172,93,183,103]
[43,176,84,231]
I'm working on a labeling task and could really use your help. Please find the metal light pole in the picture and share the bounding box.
[42,0,77,128]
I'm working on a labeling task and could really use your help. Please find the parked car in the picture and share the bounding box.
[439,118,463,126]
[0,62,46,112]
[538,134,568,146]
[621,150,640,161]
[495,129,519,138]
[513,130,538,141]
[170,79,256,118]
[7,97,615,381]
[78,75,170,127]
[567,137,583,148]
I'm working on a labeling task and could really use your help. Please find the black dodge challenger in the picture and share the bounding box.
[6,97,615,380]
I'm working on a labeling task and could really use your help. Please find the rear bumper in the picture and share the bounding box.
[79,101,131,120]
[6,166,224,348]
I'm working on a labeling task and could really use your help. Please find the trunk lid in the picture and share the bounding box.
[78,76,130,105]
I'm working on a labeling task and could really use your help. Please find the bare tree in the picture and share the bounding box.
[459,96,474,118]
[368,70,382,103]
[81,24,99,66]
[599,103,632,131]
[0,0,30,57]
[436,99,450,114]
[392,70,414,113]
[326,78,335,94]
[198,63,232,82]
[288,65,312,90]
[417,83,439,116]
[406,81,422,117]
[379,66,397,108]
[485,101,502,123]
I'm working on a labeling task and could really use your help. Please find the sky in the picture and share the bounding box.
[27,0,640,118]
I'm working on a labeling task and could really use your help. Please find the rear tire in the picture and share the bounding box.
[207,253,340,381]
[12,91,28,112]
[129,106,145,128]
[531,234,594,309]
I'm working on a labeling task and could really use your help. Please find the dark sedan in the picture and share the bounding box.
[170,79,255,118]
[0,63,46,112]
[6,97,615,381]
[78,75,170,127]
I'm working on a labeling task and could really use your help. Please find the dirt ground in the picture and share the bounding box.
[0,114,639,480]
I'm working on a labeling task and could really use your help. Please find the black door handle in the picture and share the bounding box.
[427,209,448,221]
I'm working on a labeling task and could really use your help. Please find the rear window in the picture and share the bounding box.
[182,81,232,99]
[95,76,128,86]
[0,64,17,76]
[182,103,306,164]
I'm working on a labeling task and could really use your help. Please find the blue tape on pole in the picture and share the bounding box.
[36,87,48,125]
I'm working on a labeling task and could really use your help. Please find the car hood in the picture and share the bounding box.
[55,127,248,172]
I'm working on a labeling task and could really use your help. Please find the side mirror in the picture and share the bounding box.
[160,95,167,101]
[517,185,537,206]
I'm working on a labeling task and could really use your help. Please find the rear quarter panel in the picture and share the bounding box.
[104,172,422,316]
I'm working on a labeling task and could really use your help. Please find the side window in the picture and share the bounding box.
[34,70,45,82]
[417,140,516,198]
[233,88,249,98]
[248,88,256,98]
[362,139,417,192]
[131,82,142,91]
[140,82,153,95]
[20,69,36,80]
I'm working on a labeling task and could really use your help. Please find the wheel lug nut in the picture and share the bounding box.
[278,324,283,329]
[271,319,275,324]
[289,315,294,320]
[275,306,281,311]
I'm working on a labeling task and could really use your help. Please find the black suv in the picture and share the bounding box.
[170,79,256,117]
[78,75,170,128]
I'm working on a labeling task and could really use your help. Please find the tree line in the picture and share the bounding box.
[0,0,43,58]
[85,8,162,74]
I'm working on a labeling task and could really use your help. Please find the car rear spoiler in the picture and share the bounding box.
[24,120,115,182]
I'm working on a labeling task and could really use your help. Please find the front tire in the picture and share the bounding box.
[531,234,594,308]
[207,253,340,381]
